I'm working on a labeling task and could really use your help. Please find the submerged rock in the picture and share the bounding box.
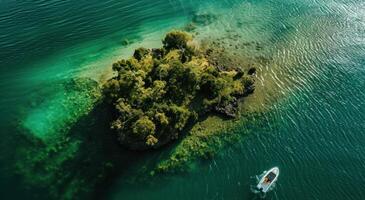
[244,84,255,95]
[121,39,130,46]
[248,67,257,75]
[192,13,217,26]
[183,22,197,32]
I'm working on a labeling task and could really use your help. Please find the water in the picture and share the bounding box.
[1,0,365,199]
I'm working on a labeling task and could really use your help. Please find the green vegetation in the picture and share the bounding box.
[104,31,255,150]
[155,115,240,173]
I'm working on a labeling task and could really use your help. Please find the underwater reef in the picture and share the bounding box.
[103,31,255,150]
[14,78,105,199]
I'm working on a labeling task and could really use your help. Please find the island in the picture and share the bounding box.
[103,31,255,150]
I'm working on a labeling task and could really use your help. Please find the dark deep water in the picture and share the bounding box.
[0,0,365,199]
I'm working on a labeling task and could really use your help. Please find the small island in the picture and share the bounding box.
[103,31,255,150]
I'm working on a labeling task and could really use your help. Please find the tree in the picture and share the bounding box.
[103,79,120,99]
[162,31,192,51]
[146,135,158,146]
[168,104,191,131]
[200,73,224,98]
[132,116,156,139]
[133,47,150,61]
[151,80,167,99]
[155,112,169,126]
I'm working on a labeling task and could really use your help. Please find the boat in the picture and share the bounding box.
[257,167,279,193]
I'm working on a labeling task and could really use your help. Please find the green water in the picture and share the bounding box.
[1,0,365,199]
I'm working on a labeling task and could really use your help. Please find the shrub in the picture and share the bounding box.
[132,116,156,139]
[162,31,192,51]
[133,47,150,61]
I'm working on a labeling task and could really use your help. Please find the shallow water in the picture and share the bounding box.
[1,0,365,199]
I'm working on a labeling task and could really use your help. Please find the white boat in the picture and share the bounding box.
[257,167,279,193]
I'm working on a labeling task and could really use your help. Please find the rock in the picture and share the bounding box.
[244,84,255,95]
[214,98,239,118]
[248,67,256,75]
[233,69,244,79]
[217,65,228,71]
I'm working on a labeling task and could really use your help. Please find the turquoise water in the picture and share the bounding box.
[1,0,365,199]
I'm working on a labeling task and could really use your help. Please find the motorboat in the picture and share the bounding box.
[257,167,279,193]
